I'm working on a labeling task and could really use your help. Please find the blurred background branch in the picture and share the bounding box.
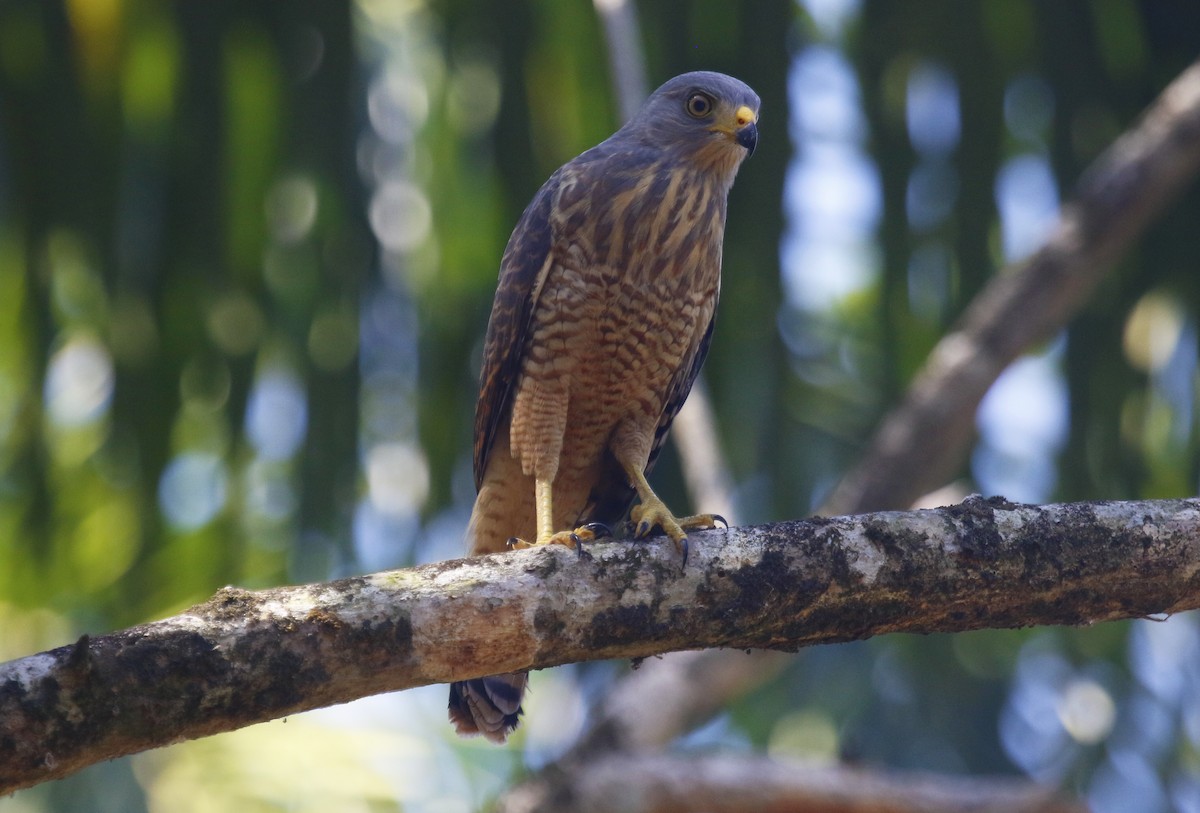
[593,0,648,124]
[823,56,1200,517]
[496,754,1085,813]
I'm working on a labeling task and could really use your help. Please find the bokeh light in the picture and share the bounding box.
[246,370,309,462]
[158,452,229,530]
[44,334,114,428]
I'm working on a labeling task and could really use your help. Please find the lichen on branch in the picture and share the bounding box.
[3,496,1200,793]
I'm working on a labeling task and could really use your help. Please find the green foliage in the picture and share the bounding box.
[2,0,1200,810]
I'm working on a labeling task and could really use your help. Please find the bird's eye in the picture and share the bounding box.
[685,93,714,118]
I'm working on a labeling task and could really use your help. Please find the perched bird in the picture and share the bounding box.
[448,71,759,743]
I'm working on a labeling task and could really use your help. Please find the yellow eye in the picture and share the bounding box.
[685,92,714,118]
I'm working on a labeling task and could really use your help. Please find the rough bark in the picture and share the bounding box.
[494,753,1086,813]
[3,496,1200,794]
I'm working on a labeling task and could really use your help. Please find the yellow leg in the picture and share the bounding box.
[536,478,555,544]
[623,463,725,564]
[506,478,610,551]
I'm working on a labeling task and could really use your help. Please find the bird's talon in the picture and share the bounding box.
[583,522,612,539]
[712,514,728,529]
[574,533,595,560]
[680,536,689,568]
[506,536,521,550]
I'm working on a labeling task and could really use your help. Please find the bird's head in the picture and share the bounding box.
[626,71,760,181]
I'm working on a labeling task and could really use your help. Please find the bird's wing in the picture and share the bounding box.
[648,310,717,473]
[473,171,560,490]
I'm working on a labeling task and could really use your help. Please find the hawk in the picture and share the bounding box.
[449,71,759,742]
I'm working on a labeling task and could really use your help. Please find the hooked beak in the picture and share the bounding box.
[736,121,758,156]
[707,104,760,157]
[733,104,758,156]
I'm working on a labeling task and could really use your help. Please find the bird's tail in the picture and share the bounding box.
[448,672,527,743]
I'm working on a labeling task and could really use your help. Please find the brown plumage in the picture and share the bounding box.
[449,71,759,743]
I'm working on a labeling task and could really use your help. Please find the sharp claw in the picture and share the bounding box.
[570,532,581,546]
[506,537,520,550]
[583,522,612,539]
[636,520,651,539]
[680,536,689,568]
[712,514,728,529]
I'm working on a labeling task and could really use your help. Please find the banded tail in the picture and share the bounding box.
[448,672,527,743]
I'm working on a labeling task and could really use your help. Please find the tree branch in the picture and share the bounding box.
[823,56,1200,517]
[593,0,648,123]
[4,496,1200,793]
[495,753,1085,813]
